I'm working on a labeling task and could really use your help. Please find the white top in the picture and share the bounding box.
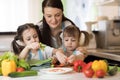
[37,20,72,48]
[28,43,54,60]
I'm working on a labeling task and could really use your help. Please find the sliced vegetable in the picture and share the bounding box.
[8,70,38,78]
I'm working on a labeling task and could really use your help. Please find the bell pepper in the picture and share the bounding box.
[91,60,108,73]
[82,62,93,72]
[73,60,86,72]
[1,59,17,76]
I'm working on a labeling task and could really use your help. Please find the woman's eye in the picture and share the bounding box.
[26,38,31,41]
[56,14,60,17]
[47,15,52,18]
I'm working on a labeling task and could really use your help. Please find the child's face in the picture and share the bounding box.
[63,36,79,51]
[22,28,39,45]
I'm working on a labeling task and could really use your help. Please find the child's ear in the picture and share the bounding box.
[16,40,25,46]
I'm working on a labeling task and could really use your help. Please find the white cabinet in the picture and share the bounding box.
[96,0,120,19]
[98,0,120,6]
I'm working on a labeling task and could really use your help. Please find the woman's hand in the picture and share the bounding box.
[55,49,67,65]
[26,42,40,50]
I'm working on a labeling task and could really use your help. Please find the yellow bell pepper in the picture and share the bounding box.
[91,60,108,73]
[1,59,17,76]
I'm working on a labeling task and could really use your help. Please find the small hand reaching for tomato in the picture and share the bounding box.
[67,55,76,64]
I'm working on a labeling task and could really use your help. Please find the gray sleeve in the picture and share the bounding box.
[36,21,43,33]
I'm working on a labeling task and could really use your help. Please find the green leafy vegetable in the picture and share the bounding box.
[39,42,46,51]
[27,58,51,66]
[0,51,18,67]
[17,59,30,70]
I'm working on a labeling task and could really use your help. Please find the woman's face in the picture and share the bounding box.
[43,7,63,29]
[22,28,39,45]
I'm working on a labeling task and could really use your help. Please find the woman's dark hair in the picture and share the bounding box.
[41,0,75,47]
[12,23,42,55]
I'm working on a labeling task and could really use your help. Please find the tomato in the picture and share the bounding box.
[82,62,92,72]
[16,67,25,72]
[83,69,94,78]
[95,69,105,78]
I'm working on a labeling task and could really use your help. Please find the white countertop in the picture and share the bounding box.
[0,71,120,80]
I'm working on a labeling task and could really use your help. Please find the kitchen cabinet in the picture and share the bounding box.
[96,0,120,19]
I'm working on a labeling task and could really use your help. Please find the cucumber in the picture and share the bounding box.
[8,70,38,78]
[108,65,118,76]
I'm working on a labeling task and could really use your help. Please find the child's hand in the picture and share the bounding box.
[55,50,67,65]
[26,42,40,50]
[67,54,76,64]
[76,47,88,57]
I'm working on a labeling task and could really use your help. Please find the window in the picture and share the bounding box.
[0,0,42,32]
[65,0,98,30]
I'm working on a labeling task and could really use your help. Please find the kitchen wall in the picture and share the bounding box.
[98,6,120,19]
[0,34,15,55]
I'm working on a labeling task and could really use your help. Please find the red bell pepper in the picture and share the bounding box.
[73,60,86,72]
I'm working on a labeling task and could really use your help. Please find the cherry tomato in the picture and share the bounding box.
[83,69,94,78]
[95,69,105,78]
[16,67,25,72]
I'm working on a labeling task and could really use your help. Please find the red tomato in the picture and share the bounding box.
[83,69,94,78]
[82,62,92,72]
[16,67,25,72]
[95,69,105,78]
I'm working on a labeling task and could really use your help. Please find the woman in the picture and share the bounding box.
[37,0,75,48]
[37,0,89,55]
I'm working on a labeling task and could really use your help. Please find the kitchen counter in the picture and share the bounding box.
[0,71,120,80]
[87,49,120,62]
